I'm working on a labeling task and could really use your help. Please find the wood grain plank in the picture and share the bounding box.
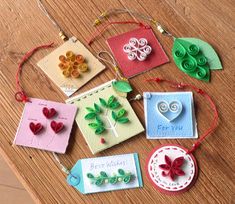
[0,0,234,203]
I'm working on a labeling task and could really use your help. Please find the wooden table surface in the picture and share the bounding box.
[0,0,234,203]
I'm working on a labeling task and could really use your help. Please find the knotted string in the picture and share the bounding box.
[97,51,127,81]
[87,20,147,45]
[146,77,219,154]
[15,43,54,103]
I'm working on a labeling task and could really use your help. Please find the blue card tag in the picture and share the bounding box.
[67,153,143,194]
[144,92,198,139]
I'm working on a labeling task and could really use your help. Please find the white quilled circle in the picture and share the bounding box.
[146,144,198,195]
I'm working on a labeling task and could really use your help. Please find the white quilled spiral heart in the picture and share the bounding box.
[123,38,152,61]
[156,100,183,122]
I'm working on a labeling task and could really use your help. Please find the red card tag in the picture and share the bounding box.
[107,27,169,78]
[146,144,198,195]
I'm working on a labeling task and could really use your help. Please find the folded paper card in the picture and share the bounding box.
[143,92,198,139]
[67,153,143,194]
[66,80,144,154]
[37,37,106,97]
[107,27,169,78]
[13,98,77,153]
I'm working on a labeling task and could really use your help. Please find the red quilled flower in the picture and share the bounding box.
[159,155,185,181]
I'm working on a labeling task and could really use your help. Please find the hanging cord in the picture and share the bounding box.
[97,51,127,81]
[146,77,219,154]
[15,43,54,103]
[53,152,70,174]
[87,20,146,45]
[37,0,68,41]
[93,8,173,38]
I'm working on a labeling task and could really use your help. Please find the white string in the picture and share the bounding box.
[97,51,123,80]
[52,152,70,174]
[37,0,62,31]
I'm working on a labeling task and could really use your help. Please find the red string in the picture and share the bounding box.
[15,43,54,103]
[87,21,147,45]
[146,77,219,154]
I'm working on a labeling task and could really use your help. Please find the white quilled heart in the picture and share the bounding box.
[123,38,152,61]
[156,100,183,122]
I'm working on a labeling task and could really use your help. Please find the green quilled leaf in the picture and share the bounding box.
[182,38,222,70]
[95,126,105,135]
[96,116,103,125]
[86,107,95,113]
[108,95,115,105]
[117,117,129,123]
[85,112,96,120]
[117,108,126,118]
[87,173,94,178]
[100,171,108,178]
[88,123,99,129]
[99,98,107,107]
[109,176,118,184]
[109,101,120,109]
[118,169,125,175]
[94,103,101,113]
[95,178,104,186]
[172,38,210,82]
[123,175,131,183]
[112,111,117,121]
[112,80,133,93]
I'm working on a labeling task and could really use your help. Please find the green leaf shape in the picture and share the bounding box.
[109,176,118,184]
[100,171,108,178]
[108,95,115,105]
[112,80,133,93]
[87,173,94,178]
[109,101,120,109]
[172,38,210,82]
[123,175,131,183]
[117,117,129,123]
[182,38,222,70]
[86,107,95,113]
[96,116,103,125]
[99,98,107,107]
[94,103,101,113]
[95,178,104,186]
[85,112,96,120]
[95,126,105,135]
[88,123,99,129]
[112,111,118,121]
[118,169,125,175]
[117,109,126,118]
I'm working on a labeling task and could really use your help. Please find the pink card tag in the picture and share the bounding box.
[107,27,169,78]
[13,98,77,153]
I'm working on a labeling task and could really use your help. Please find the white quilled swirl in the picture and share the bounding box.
[123,38,152,61]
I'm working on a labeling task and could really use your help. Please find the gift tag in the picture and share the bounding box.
[67,153,143,194]
[146,144,198,195]
[107,27,169,78]
[143,92,198,139]
[66,80,144,154]
[14,98,77,153]
[37,37,106,96]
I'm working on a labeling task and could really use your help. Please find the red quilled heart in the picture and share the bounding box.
[43,107,57,119]
[29,122,43,135]
[51,121,64,133]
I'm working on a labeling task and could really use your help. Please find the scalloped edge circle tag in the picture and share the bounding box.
[146,144,198,195]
